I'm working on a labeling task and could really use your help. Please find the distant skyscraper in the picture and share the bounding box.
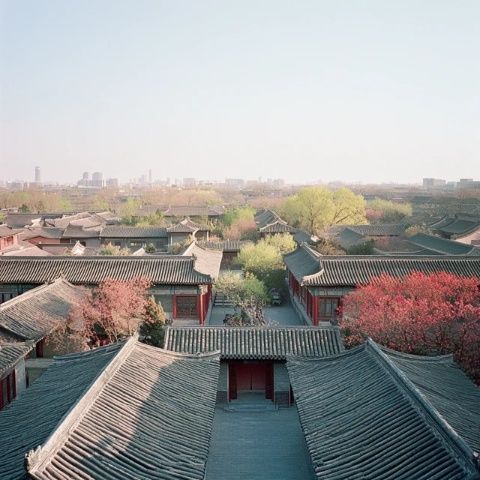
[149,169,152,184]
[82,171,90,181]
[92,172,104,188]
[35,166,41,183]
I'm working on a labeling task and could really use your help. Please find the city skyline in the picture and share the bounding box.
[1,1,479,184]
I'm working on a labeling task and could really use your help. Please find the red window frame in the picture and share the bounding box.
[175,295,198,319]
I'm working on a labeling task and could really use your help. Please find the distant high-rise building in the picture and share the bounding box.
[225,178,245,188]
[183,177,196,187]
[82,172,90,181]
[423,178,446,189]
[92,172,104,188]
[106,178,119,188]
[34,166,41,183]
[149,169,152,184]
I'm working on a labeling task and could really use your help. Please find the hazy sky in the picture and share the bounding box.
[1,0,479,184]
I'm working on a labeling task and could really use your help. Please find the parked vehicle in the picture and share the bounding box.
[269,288,282,306]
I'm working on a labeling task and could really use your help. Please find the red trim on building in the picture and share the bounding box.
[0,370,16,411]
[172,294,177,318]
[35,339,45,358]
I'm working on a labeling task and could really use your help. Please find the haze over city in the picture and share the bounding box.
[1,0,479,184]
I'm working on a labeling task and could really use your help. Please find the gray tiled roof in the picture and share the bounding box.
[20,227,64,240]
[0,279,87,342]
[293,230,316,245]
[182,243,222,280]
[260,221,296,233]
[22,339,220,480]
[167,217,205,233]
[198,239,253,252]
[348,223,407,236]
[0,226,23,238]
[284,244,480,287]
[100,225,168,238]
[0,342,33,378]
[409,233,480,256]
[164,326,343,359]
[255,209,296,233]
[0,341,124,479]
[254,209,280,226]
[334,227,367,249]
[432,215,480,237]
[0,256,214,285]
[6,213,46,228]
[48,212,100,229]
[283,244,323,281]
[62,224,100,238]
[287,340,480,479]
[382,346,480,454]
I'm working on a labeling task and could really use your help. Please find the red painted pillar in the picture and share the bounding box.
[172,294,177,319]
[198,293,204,325]
[312,296,319,326]
[207,284,212,306]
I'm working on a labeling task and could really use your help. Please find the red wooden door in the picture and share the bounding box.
[228,363,237,400]
[228,362,275,400]
[265,363,274,400]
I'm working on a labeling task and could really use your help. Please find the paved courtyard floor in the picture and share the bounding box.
[205,397,314,480]
[208,300,305,326]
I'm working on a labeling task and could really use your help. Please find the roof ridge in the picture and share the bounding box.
[26,337,138,475]
[366,339,479,473]
[165,325,341,331]
[377,343,454,363]
[287,342,364,362]
[138,341,221,359]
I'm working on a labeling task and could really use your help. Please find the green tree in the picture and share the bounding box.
[99,243,131,256]
[281,187,366,235]
[223,207,255,227]
[236,238,288,292]
[366,198,412,223]
[119,198,142,224]
[263,233,296,255]
[140,296,166,347]
[237,241,283,273]
[215,272,269,325]
[216,271,269,306]
[346,240,375,255]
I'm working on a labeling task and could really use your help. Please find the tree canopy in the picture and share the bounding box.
[236,234,295,291]
[341,272,480,383]
[366,198,412,223]
[99,242,131,256]
[63,277,166,347]
[281,187,366,235]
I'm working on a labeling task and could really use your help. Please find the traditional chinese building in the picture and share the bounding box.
[287,338,480,479]
[0,337,220,479]
[254,209,297,237]
[164,325,343,406]
[0,342,33,410]
[284,243,480,325]
[0,251,222,324]
[431,213,480,244]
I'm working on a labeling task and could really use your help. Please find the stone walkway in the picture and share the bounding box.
[205,398,314,480]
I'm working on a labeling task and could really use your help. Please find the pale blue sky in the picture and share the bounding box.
[1,0,479,184]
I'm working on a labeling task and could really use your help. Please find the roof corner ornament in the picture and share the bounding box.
[24,446,42,474]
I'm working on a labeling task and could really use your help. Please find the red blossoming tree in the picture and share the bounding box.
[48,277,166,351]
[340,272,480,383]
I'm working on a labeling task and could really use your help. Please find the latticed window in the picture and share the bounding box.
[319,298,340,322]
[175,296,198,318]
